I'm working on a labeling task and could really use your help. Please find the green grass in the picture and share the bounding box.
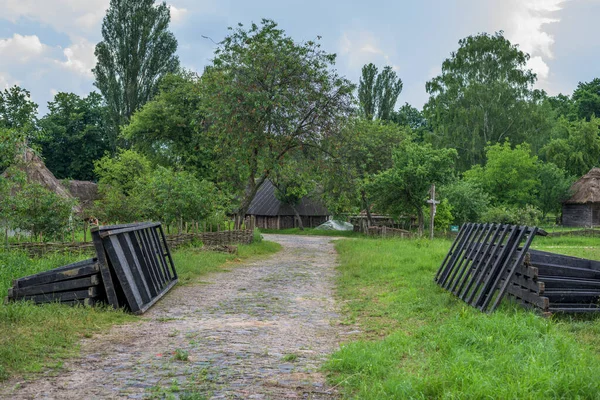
[0,240,281,381]
[260,228,362,237]
[325,236,600,399]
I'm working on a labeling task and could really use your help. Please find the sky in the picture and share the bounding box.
[0,0,598,115]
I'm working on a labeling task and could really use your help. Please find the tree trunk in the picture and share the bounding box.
[361,190,374,228]
[291,204,304,231]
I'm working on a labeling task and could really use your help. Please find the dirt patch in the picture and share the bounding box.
[1,234,346,399]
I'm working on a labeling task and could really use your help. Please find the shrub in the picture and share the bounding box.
[481,204,542,226]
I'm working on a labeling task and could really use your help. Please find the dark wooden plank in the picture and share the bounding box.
[146,227,169,285]
[133,279,178,315]
[103,235,143,313]
[506,284,549,311]
[448,224,490,293]
[118,233,152,305]
[91,229,120,309]
[436,223,476,286]
[544,290,600,303]
[9,275,100,298]
[438,223,477,287]
[534,263,600,280]
[452,224,495,295]
[14,261,98,288]
[435,223,469,282]
[156,225,176,279]
[131,230,160,296]
[11,287,97,304]
[98,222,161,238]
[541,276,600,290]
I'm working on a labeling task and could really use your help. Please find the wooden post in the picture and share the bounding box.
[277,215,281,230]
[427,184,440,240]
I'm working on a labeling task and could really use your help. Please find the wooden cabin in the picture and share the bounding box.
[562,168,600,227]
[246,180,329,229]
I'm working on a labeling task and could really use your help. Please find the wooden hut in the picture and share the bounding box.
[246,180,329,229]
[562,168,600,227]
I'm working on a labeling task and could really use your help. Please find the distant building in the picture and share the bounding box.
[562,168,600,227]
[246,180,329,229]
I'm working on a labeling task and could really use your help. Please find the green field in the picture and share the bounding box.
[0,239,281,381]
[326,235,600,399]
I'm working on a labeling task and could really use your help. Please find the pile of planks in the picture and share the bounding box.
[5,222,178,314]
[6,258,101,306]
[436,222,600,314]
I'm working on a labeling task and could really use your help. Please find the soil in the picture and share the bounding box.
[1,234,351,399]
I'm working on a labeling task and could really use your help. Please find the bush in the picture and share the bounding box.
[481,204,542,226]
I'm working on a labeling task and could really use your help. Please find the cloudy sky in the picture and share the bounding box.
[0,0,598,115]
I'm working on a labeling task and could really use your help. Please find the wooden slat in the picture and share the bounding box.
[9,275,100,298]
[11,287,97,304]
[13,259,98,288]
[91,228,119,309]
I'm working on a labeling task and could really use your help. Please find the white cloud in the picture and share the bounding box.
[0,73,13,89]
[0,33,47,63]
[503,0,567,86]
[168,5,188,24]
[58,38,97,78]
[338,30,400,72]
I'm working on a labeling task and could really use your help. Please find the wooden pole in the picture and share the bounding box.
[427,184,440,240]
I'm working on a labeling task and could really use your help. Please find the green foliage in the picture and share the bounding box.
[425,32,542,170]
[481,204,543,226]
[36,92,112,180]
[464,142,539,207]
[123,72,215,176]
[369,142,457,233]
[323,119,407,216]
[572,78,600,121]
[358,63,403,120]
[201,19,354,218]
[542,116,600,177]
[0,86,38,133]
[94,149,152,195]
[93,0,179,131]
[326,237,600,399]
[0,127,24,172]
[440,179,490,225]
[424,198,453,232]
[537,162,575,217]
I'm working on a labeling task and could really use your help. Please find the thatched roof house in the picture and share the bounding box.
[246,180,329,229]
[562,168,600,227]
[64,180,99,217]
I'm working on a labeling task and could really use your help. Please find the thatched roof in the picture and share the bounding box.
[64,180,99,212]
[247,180,328,217]
[564,168,600,204]
[4,147,82,213]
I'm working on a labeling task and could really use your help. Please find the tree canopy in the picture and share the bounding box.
[358,63,403,121]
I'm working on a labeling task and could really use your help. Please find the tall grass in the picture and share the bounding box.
[0,240,281,381]
[326,237,600,399]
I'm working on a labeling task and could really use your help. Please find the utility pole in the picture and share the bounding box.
[426,184,440,240]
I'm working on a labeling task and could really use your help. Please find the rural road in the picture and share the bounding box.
[1,234,347,399]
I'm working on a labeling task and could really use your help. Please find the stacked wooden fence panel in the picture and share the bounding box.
[435,223,540,313]
[5,258,102,306]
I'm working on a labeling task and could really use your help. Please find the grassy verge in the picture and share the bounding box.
[0,239,281,381]
[325,236,600,398]
[260,228,362,237]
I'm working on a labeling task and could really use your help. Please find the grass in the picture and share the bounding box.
[325,236,600,399]
[0,239,281,381]
[260,227,362,237]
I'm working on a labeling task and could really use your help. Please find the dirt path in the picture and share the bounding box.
[2,234,347,399]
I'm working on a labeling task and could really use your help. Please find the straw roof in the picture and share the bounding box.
[64,180,99,213]
[247,180,328,217]
[564,168,600,204]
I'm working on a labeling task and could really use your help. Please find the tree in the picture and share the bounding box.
[36,92,112,180]
[369,142,457,234]
[358,64,403,120]
[323,118,407,224]
[541,116,600,177]
[93,0,179,133]
[0,85,38,132]
[94,149,152,195]
[424,32,539,170]
[572,78,600,121]
[440,179,490,225]
[464,142,539,207]
[201,19,354,224]
[122,72,214,177]
[537,162,574,218]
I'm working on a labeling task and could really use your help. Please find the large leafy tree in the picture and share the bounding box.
[425,32,540,170]
[36,92,112,180]
[122,72,214,177]
[369,142,457,234]
[201,19,354,222]
[0,86,38,170]
[358,63,403,120]
[572,78,600,121]
[93,0,179,133]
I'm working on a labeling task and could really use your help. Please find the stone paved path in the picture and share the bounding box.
[1,234,345,399]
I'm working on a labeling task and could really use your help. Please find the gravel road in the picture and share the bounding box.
[1,234,347,399]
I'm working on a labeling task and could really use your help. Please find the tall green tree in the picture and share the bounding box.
[358,63,403,120]
[572,78,600,121]
[424,32,540,170]
[36,92,111,180]
[93,0,179,134]
[122,72,214,177]
[0,86,38,170]
[369,142,457,234]
[201,19,354,222]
